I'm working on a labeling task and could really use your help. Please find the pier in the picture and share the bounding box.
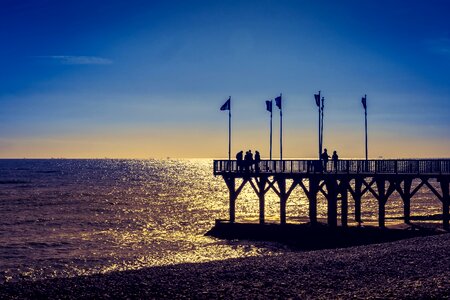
[213,159,450,230]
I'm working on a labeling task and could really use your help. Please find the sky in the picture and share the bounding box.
[1,0,449,159]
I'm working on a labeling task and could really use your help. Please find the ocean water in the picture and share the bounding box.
[0,159,442,283]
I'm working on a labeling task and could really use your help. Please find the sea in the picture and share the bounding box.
[0,159,442,283]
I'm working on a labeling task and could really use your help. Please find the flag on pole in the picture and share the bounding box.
[265,100,272,112]
[275,95,282,109]
[220,97,231,111]
[314,94,320,107]
[361,96,367,110]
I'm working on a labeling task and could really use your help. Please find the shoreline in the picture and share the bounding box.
[1,233,449,299]
[206,220,445,250]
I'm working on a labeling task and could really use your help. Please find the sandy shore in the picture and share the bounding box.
[1,233,449,299]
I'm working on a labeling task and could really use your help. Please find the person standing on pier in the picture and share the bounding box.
[236,151,243,172]
[244,151,249,172]
[332,150,339,173]
[244,150,253,172]
[321,148,330,172]
[254,150,261,172]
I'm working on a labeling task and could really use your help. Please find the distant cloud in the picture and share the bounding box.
[37,55,113,65]
[425,38,450,56]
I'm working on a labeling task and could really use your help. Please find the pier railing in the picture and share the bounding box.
[213,159,450,175]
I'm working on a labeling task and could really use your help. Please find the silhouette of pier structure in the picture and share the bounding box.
[213,159,450,230]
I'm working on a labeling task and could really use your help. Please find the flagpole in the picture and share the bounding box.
[279,93,283,161]
[317,91,321,159]
[321,96,324,156]
[364,94,368,161]
[270,108,273,160]
[228,96,231,162]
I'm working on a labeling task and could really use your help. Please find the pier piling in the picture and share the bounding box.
[277,177,287,225]
[325,178,338,228]
[441,178,449,230]
[340,179,349,227]
[400,179,412,224]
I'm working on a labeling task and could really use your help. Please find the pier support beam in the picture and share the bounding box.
[309,178,319,225]
[257,176,268,224]
[401,179,412,224]
[376,179,386,228]
[352,178,363,225]
[227,177,236,223]
[375,179,389,228]
[340,179,349,227]
[277,177,287,225]
[375,179,396,228]
[299,178,318,225]
[441,178,449,231]
[325,178,338,228]
[223,176,248,223]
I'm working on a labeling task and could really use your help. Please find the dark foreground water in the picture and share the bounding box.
[0,159,442,283]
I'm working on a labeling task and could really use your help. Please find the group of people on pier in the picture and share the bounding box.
[321,148,339,172]
[236,150,261,172]
[235,148,340,173]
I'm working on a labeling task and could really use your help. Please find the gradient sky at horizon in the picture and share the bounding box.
[1,0,449,158]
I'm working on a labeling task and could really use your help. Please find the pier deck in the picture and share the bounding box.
[213,159,450,230]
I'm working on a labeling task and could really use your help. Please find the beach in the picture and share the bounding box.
[1,233,449,299]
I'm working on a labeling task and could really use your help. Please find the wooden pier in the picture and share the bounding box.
[213,159,450,230]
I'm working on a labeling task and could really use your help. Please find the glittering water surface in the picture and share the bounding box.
[0,159,443,283]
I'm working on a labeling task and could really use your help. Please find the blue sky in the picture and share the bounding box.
[1,0,449,158]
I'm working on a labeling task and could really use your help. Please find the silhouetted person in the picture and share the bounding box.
[254,151,261,172]
[236,151,243,172]
[244,151,249,172]
[244,150,253,172]
[332,150,339,173]
[321,148,330,172]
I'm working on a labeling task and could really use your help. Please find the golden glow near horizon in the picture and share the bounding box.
[0,128,449,159]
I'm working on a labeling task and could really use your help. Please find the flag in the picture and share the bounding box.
[265,100,272,112]
[275,95,282,109]
[314,94,320,107]
[220,97,231,111]
[361,96,367,110]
